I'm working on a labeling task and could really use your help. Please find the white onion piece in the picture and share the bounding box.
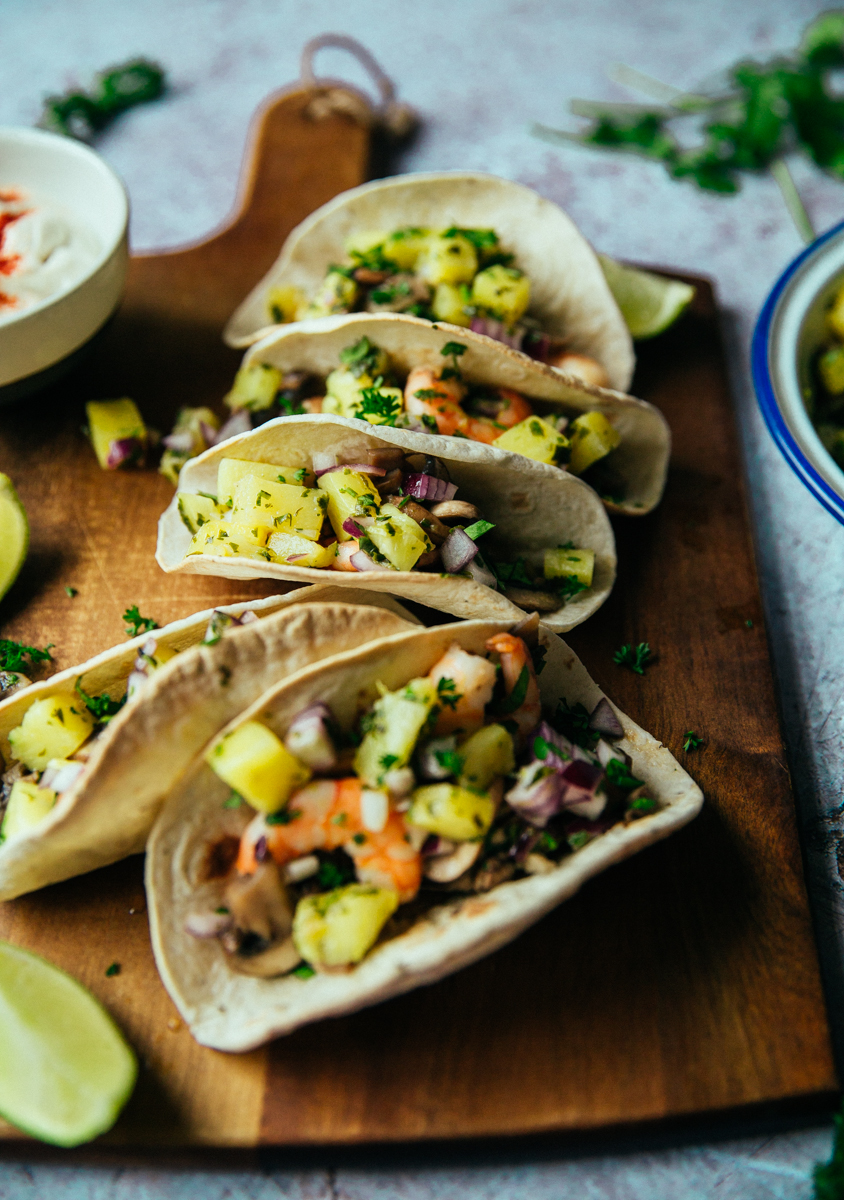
[315,462,386,479]
[284,855,320,883]
[350,549,387,571]
[214,410,252,444]
[382,766,415,798]
[361,789,389,832]
[311,450,337,472]
[464,555,497,588]
[418,736,457,780]
[40,759,85,793]
[284,704,337,772]
[567,791,608,820]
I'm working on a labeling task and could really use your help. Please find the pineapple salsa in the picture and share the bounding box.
[0,610,256,844]
[189,633,657,974]
[808,274,844,470]
[224,337,625,500]
[180,446,597,615]
[263,225,609,386]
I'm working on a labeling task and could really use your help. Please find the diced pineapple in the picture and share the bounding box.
[305,269,358,317]
[318,469,381,542]
[206,719,311,813]
[471,265,531,326]
[828,282,844,339]
[819,346,844,395]
[493,416,570,465]
[324,367,370,418]
[354,676,439,787]
[431,282,472,326]
[417,232,478,286]
[86,399,147,470]
[231,475,327,541]
[407,783,496,841]
[366,504,432,572]
[266,533,337,568]
[266,284,306,325]
[567,411,622,476]
[187,519,273,561]
[8,696,95,772]
[293,884,398,967]
[216,458,314,507]
[224,362,282,413]
[458,724,515,792]
[178,493,221,534]
[544,546,595,587]
[383,227,429,270]
[0,779,57,841]
[345,229,388,257]
[160,407,220,485]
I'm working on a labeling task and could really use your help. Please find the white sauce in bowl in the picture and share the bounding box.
[0,187,100,324]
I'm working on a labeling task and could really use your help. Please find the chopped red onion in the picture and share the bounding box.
[185,910,234,939]
[239,610,258,625]
[422,834,456,857]
[342,515,374,536]
[284,703,337,772]
[589,697,624,739]
[404,473,458,503]
[349,549,384,571]
[505,763,564,827]
[464,554,497,588]
[213,410,252,444]
[284,553,308,562]
[522,332,552,363]
[315,462,386,479]
[105,437,144,469]
[162,429,195,453]
[441,527,479,573]
[470,316,524,351]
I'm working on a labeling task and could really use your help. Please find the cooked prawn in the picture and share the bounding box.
[404,366,469,436]
[427,643,497,736]
[485,633,541,746]
[236,776,421,901]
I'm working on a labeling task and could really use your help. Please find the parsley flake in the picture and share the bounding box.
[613,642,652,675]
[683,730,703,752]
[123,605,158,638]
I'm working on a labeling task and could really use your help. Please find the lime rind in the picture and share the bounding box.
[0,941,137,1146]
[599,255,695,340]
[0,474,28,602]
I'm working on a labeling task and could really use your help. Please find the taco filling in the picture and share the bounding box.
[180,447,596,616]
[189,633,657,977]
[263,226,609,388]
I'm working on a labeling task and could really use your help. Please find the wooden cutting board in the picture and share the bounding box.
[0,83,836,1151]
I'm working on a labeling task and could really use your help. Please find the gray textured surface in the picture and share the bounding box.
[2,0,843,1194]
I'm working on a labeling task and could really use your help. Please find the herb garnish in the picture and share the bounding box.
[339,336,383,378]
[65,586,78,598]
[266,806,302,826]
[75,679,126,724]
[292,963,316,980]
[317,858,355,890]
[223,792,243,809]
[552,698,599,750]
[436,677,462,710]
[379,754,399,771]
[123,605,158,638]
[358,385,401,426]
[605,758,644,790]
[434,747,465,777]
[440,340,467,380]
[41,58,165,143]
[105,962,121,977]
[463,519,495,541]
[683,730,703,752]
[495,665,530,715]
[613,642,652,675]
[443,227,499,252]
[0,639,53,675]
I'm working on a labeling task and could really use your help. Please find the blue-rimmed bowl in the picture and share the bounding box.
[753,219,844,525]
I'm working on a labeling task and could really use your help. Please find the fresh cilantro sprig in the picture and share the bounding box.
[122,605,158,638]
[605,758,644,791]
[443,226,499,252]
[613,642,652,675]
[683,730,703,752]
[339,336,383,379]
[434,747,465,776]
[440,340,467,381]
[75,679,126,724]
[0,639,53,675]
[552,698,599,750]
[436,677,462,710]
[358,385,401,426]
[41,58,165,143]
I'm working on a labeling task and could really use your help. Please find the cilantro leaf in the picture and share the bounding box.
[463,519,495,540]
[683,730,703,752]
[605,758,644,790]
[436,676,462,710]
[358,386,401,426]
[339,336,383,378]
[75,678,126,724]
[440,341,467,359]
[613,642,652,675]
[0,639,53,675]
[551,698,599,751]
[443,226,499,251]
[122,605,158,638]
[434,747,464,776]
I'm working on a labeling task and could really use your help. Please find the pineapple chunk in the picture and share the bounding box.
[217,459,314,508]
[471,265,531,325]
[293,884,398,967]
[267,533,337,568]
[231,475,327,541]
[431,282,472,326]
[345,229,388,257]
[354,676,438,787]
[828,281,844,339]
[187,518,271,557]
[206,720,311,813]
[318,469,381,542]
[0,779,57,841]
[224,362,282,412]
[568,411,622,476]
[493,416,570,465]
[86,399,146,470]
[324,367,374,418]
[458,724,515,792]
[407,783,496,841]
[306,269,358,317]
[383,227,429,270]
[544,546,595,588]
[160,407,220,485]
[417,232,478,286]
[266,284,306,325]
[178,493,221,534]
[8,696,95,772]
[819,346,844,395]
[366,504,432,572]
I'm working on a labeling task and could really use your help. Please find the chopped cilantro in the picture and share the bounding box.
[550,575,589,603]
[0,639,53,675]
[223,792,243,809]
[443,227,499,251]
[75,679,126,724]
[65,586,78,598]
[352,832,367,845]
[317,859,354,889]
[491,557,534,589]
[552,698,599,750]
[358,386,401,426]
[379,754,399,771]
[292,963,316,979]
[533,734,554,760]
[628,794,657,816]
[683,730,703,752]
[123,604,158,638]
[214,906,230,915]
[613,642,652,675]
[436,677,462,710]
[539,831,559,853]
[605,758,644,790]
[266,806,302,825]
[339,335,383,378]
[495,664,530,715]
[105,962,121,977]
[440,340,467,358]
[294,468,308,484]
[421,414,439,432]
[463,519,495,541]
[413,388,448,400]
[434,748,465,776]
[567,830,593,852]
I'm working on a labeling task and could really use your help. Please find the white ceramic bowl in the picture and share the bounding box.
[0,127,129,401]
[753,220,844,525]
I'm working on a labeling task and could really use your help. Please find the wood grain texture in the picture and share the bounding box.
[0,83,835,1148]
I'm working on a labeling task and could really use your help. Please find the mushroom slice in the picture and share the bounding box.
[429,500,482,524]
[502,587,561,613]
[424,841,482,883]
[227,936,301,978]
[224,861,293,945]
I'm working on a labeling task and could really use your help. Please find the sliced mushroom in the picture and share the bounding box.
[353,267,389,285]
[424,840,482,883]
[415,548,442,569]
[226,936,302,978]
[385,496,449,543]
[375,468,404,497]
[366,447,406,471]
[429,499,481,524]
[502,587,561,613]
[0,671,29,700]
[511,611,541,645]
[224,861,293,945]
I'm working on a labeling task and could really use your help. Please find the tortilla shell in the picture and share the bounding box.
[147,620,703,1052]
[242,312,669,516]
[0,591,416,900]
[223,171,635,394]
[156,415,617,633]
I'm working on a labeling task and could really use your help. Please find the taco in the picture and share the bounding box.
[155,414,617,633]
[223,171,635,393]
[225,313,669,515]
[0,589,415,900]
[147,618,703,1051]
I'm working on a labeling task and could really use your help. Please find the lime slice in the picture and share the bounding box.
[0,941,137,1146]
[599,255,695,340]
[0,474,28,601]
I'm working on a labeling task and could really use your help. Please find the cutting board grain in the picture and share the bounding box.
[0,84,836,1150]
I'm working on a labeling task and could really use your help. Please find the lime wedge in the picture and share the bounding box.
[0,941,137,1146]
[599,255,695,339]
[0,474,28,601]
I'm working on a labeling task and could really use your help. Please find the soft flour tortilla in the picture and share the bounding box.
[0,590,416,900]
[156,415,617,634]
[241,311,670,516]
[147,620,703,1052]
[223,171,635,394]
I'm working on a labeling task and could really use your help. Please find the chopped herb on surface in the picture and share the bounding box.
[552,698,599,750]
[122,605,158,638]
[463,519,495,541]
[436,677,462,709]
[683,730,703,752]
[266,806,302,826]
[613,642,652,675]
[358,386,401,426]
[434,748,465,777]
[339,336,382,378]
[65,586,78,598]
[42,58,166,143]
[605,758,644,790]
[0,639,53,675]
[105,962,121,977]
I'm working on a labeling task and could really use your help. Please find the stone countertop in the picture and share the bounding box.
[2,0,843,1195]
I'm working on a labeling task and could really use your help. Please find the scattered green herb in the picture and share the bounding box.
[0,639,53,675]
[613,642,652,675]
[317,860,354,890]
[553,698,599,750]
[434,748,465,776]
[266,806,302,826]
[75,679,126,724]
[436,677,462,710]
[463,519,495,541]
[339,336,383,378]
[495,665,530,715]
[65,586,78,598]
[605,758,644,790]
[358,386,401,426]
[683,730,703,752]
[440,340,467,379]
[122,605,158,638]
[42,58,166,143]
[292,964,316,980]
[379,754,399,771]
[443,226,500,251]
[223,792,243,809]
[105,962,121,978]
